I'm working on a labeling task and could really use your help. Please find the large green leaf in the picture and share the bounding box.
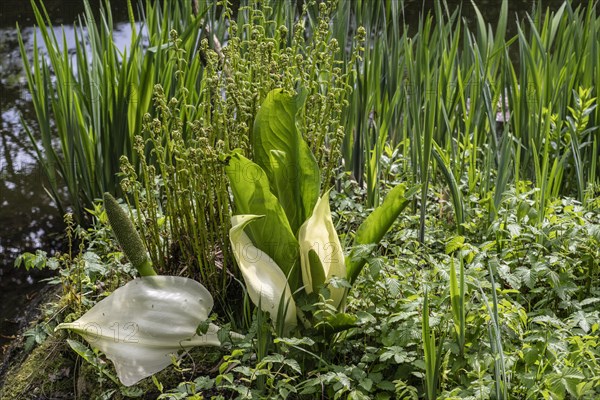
[224,152,300,290]
[316,312,358,336]
[269,149,301,232]
[252,88,321,233]
[347,184,418,284]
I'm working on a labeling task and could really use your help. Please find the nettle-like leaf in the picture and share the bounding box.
[298,190,346,308]
[252,88,321,233]
[229,214,297,332]
[56,276,222,386]
[224,152,300,290]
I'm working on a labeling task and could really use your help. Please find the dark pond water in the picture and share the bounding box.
[0,0,131,355]
[0,0,583,355]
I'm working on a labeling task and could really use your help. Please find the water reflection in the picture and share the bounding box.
[0,26,60,355]
[0,1,130,354]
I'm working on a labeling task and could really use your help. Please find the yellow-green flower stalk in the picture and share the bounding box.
[103,192,156,276]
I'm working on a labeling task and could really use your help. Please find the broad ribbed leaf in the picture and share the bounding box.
[347,184,417,284]
[56,276,219,386]
[317,313,359,335]
[298,190,346,308]
[252,88,321,233]
[224,152,300,290]
[269,149,300,232]
[230,215,297,332]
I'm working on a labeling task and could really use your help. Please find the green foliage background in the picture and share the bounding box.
[8,0,600,399]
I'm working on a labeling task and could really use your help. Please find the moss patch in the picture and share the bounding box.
[0,335,74,400]
[1,327,225,400]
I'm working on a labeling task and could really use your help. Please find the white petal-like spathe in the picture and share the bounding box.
[298,190,346,308]
[56,276,219,386]
[230,215,297,331]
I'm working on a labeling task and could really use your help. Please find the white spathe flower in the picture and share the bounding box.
[55,276,223,387]
[298,190,346,308]
[229,214,297,331]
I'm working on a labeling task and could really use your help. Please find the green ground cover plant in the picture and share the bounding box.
[12,179,599,399]
[8,0,600,399]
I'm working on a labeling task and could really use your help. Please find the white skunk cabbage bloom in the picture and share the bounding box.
[55,276,224,386]
[230,215,297,331]
[298,190,346,309]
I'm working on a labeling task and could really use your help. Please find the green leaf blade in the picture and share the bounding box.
[347,184,417,283]
[252,88,321,233]
[224,152,300,289]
